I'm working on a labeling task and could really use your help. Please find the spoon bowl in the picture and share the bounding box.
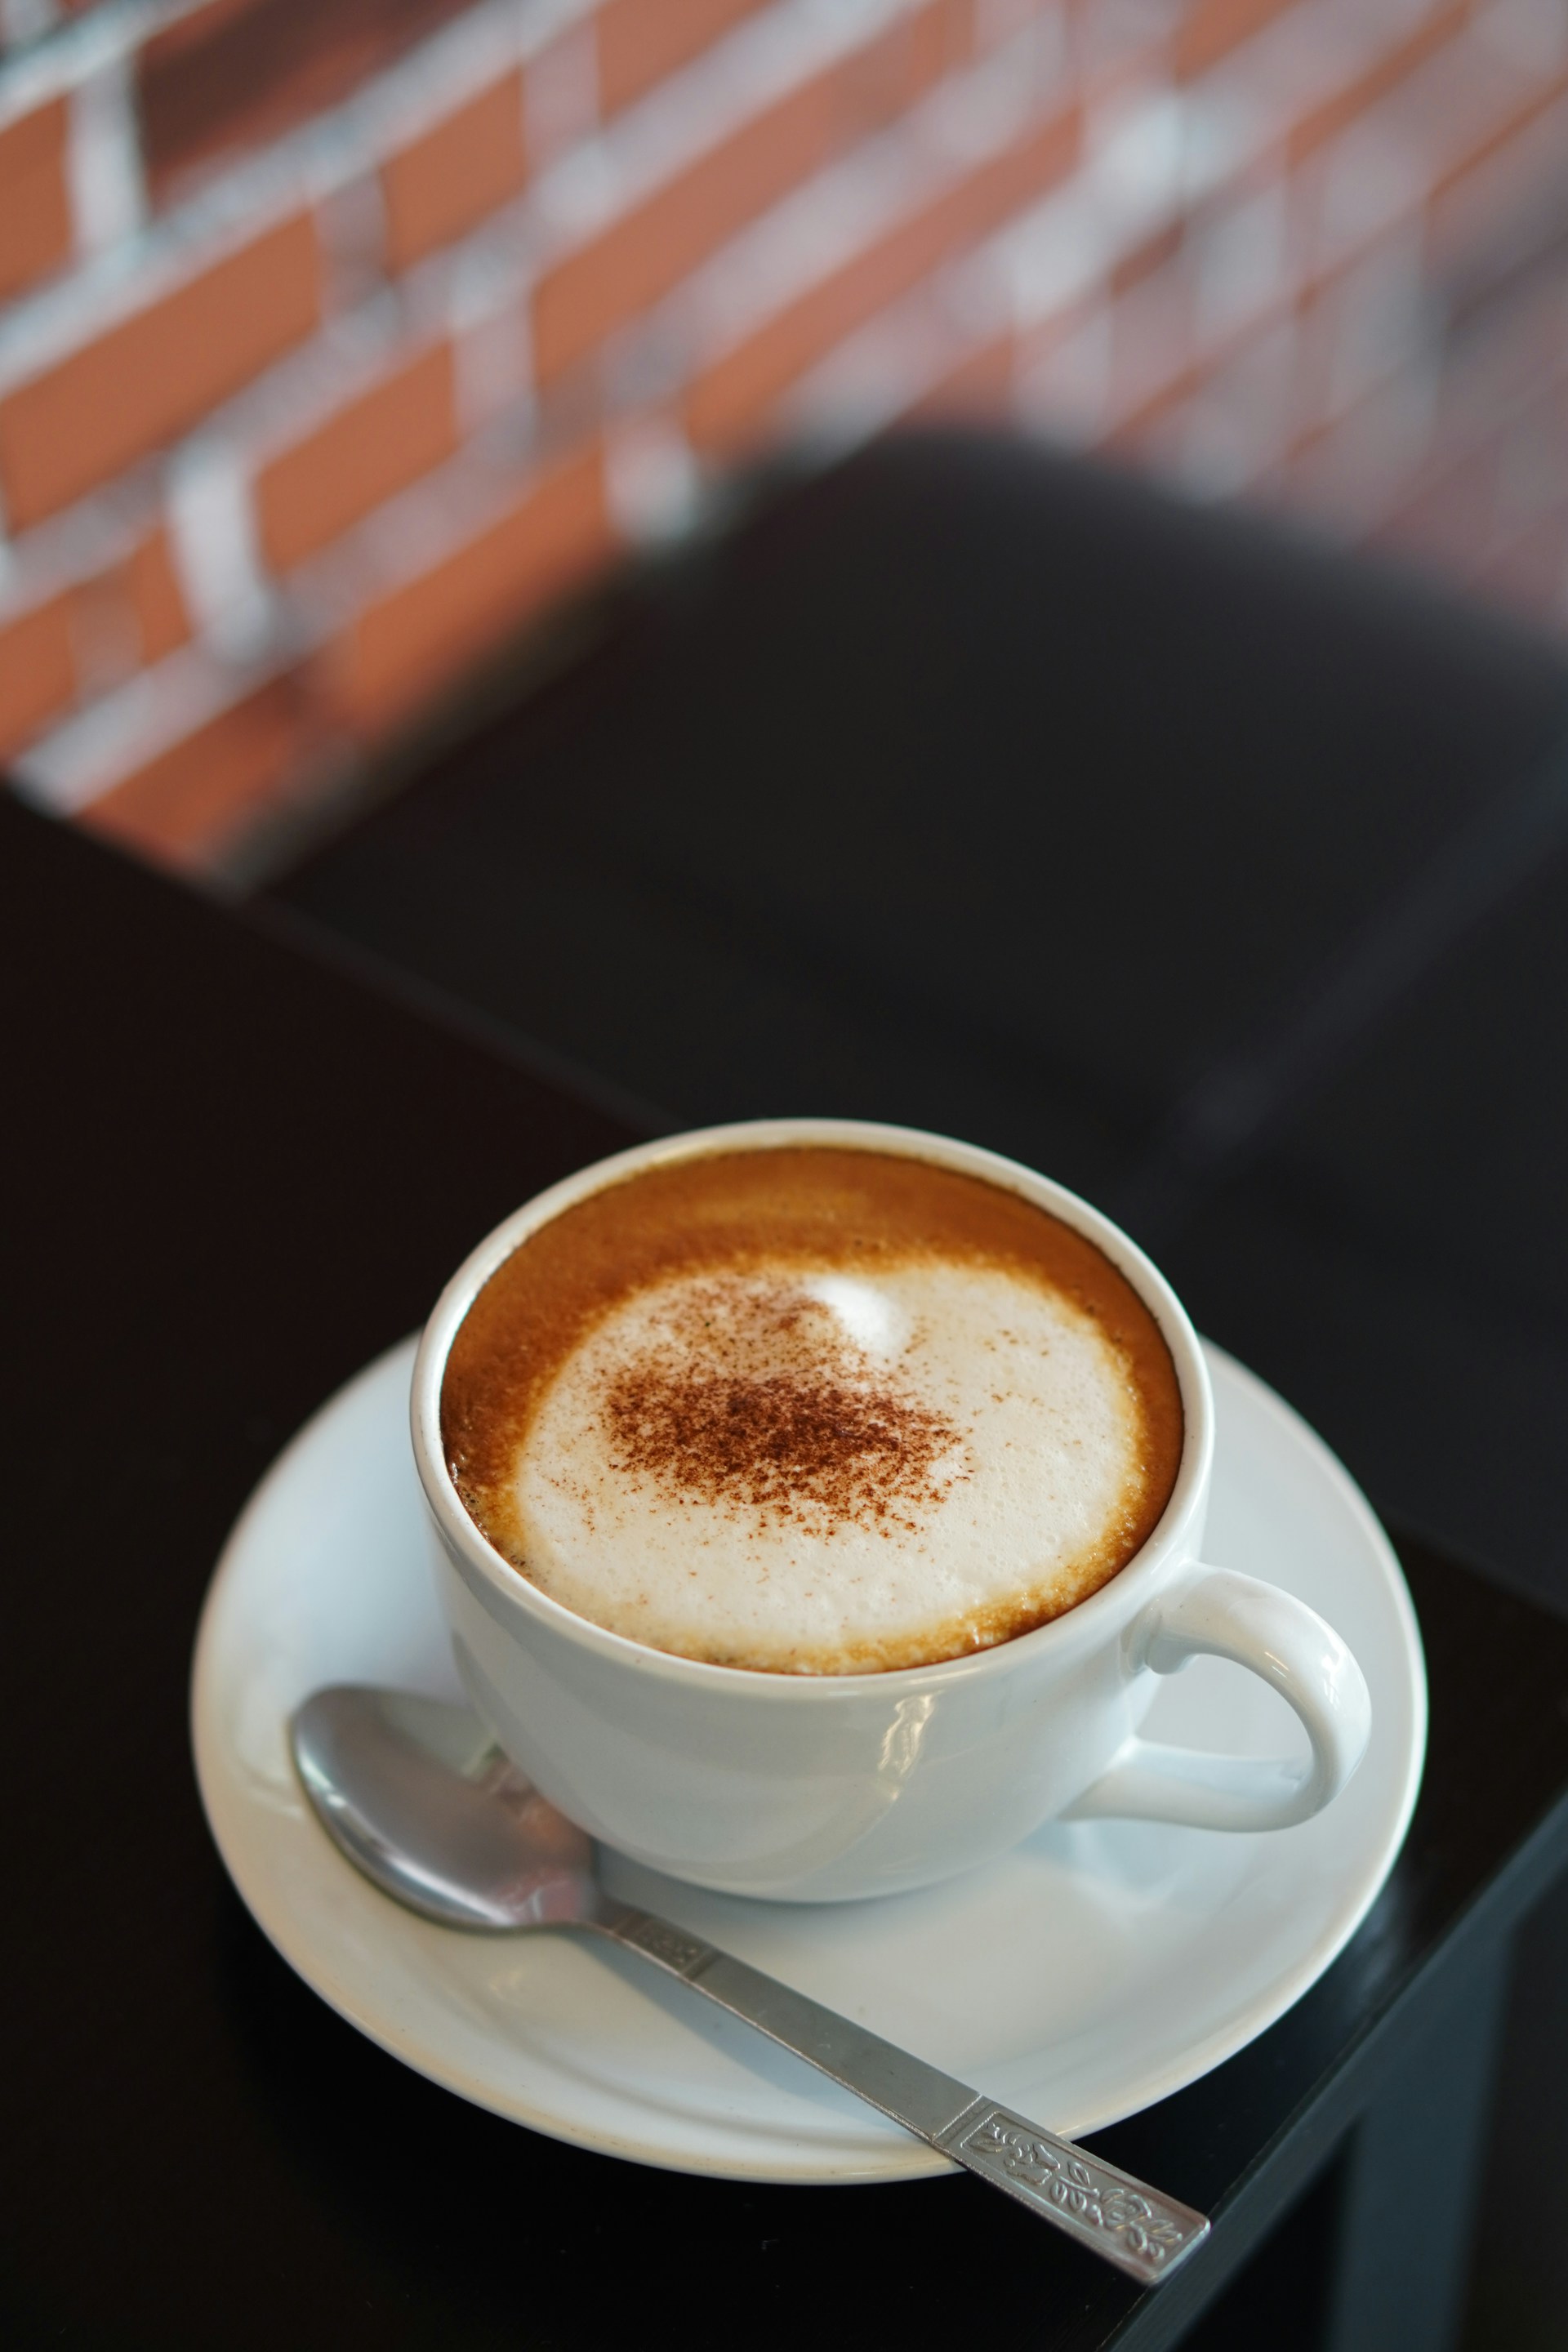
[293,1686,604,1931]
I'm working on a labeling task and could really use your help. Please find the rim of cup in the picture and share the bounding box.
[410,1117,1215,1695]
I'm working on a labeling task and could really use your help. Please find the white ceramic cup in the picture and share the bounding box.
[412,1119,1372,1902]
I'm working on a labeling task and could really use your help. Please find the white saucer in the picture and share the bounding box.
[192,1339,1426,2185]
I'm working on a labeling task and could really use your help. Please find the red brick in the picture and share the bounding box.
[381,71,527,271]
[127,529,190,662]
[0,592,77,758]
[684,109,1079,454]
[1426,93,1568,281]
[1111,220,1186,301]
[0,98,73,302]
[74,529,191,687]
[78,671,310,873]
[256,342,457,571]
[911,332,1017,423]
[595,0,773,119]
[0,528,192,759]
[140,0,470,207]
[325,444,612,729]
[1418,59,1568,217]
[898,0,976,95]
[0,213,323,532]
[1172,0,1296,81]
[1285,4,1468,168]
[532,7,958,385]
[535,90,839,381]
[1103,359,1207,454]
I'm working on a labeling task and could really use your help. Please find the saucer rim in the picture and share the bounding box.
[191,1336,1427,2185]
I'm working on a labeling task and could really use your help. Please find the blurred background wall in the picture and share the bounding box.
[2,0,1566,883]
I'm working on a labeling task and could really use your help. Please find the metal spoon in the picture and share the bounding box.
[292,1685,1209,2286]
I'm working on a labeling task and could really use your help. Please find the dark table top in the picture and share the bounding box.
[6,795,1568,2352]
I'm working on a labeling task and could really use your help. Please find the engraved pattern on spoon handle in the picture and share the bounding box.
[604,1909,1209,2286]
[934,2102,1210,2283]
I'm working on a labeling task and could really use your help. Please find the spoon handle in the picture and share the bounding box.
[604,1907,1209,2287]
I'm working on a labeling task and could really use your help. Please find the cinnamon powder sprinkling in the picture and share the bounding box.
[595,1277,968,1537]
[604,1366,962,1532]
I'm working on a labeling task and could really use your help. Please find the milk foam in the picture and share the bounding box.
[509,1257,1148,1672]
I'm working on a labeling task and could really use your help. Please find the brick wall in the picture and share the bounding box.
[2,0,1566,880]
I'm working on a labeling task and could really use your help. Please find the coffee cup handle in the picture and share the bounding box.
[1064,1566,1372,1832]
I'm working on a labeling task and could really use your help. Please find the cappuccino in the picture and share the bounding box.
[442,1148,1182,1674]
